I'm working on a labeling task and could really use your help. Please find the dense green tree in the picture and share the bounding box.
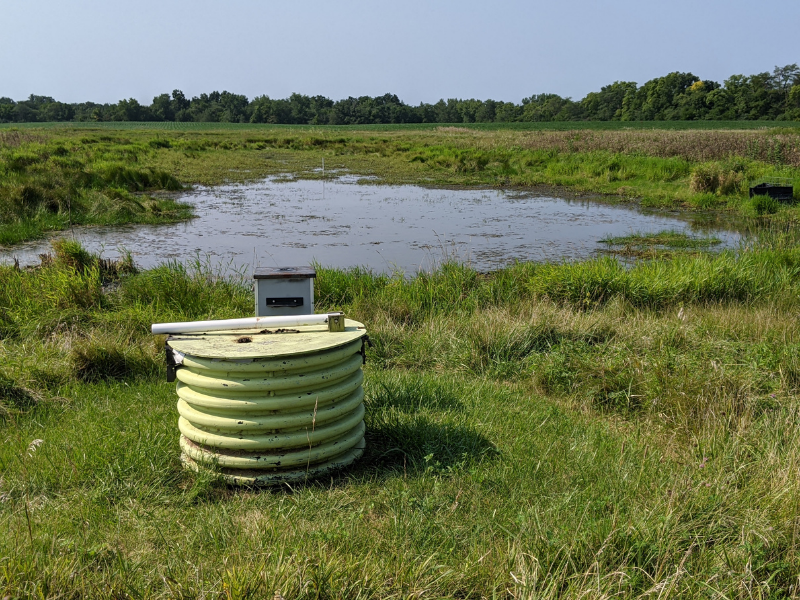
[307,95,335,124]
[671,80,720,120]
[171,90,189,111]
[3,64,799,124]
[111,98,149,121]
[788,85,800,120]
[69,102,109,122]
[40,101,74,121]
[521,94,581,121]
[218,91,250,122]
[13,103,38,122]
[250,96,286,124]
[454,98,483,123]
[474,99,496,122]
[772,64,800,111]
[789,85,800,108]
[0,97,15,123]
[581,81,636,120]
[432,99,461,123]
[494,101,521,122]
[327,94,416,125]
[373,93,418,123]
[724,72,783,120]
[416,102,437,123]
[24,95,56,109]
[170,90,191,121]
[286,93,314,124]
[703,87,735,120]
[620,72,699,120]
[151,94,174,121]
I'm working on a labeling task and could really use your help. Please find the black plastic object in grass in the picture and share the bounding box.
[749,178,794,202]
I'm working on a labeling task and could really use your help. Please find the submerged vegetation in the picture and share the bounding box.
[1,225,800,596]
[599,230,723,259]
[0,124,799,245]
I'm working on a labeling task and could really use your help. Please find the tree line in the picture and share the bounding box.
[2,65,799,124]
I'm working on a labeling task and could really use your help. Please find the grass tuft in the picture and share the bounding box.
[70,336,159,382]
[750,193,780,215]
[0,373,41,418]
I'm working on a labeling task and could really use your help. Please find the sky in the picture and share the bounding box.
[2,0,799,106]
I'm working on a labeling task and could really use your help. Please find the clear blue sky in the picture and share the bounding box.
[2,0,798,105]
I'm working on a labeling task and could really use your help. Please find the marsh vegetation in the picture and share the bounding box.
[0,130,191,245]
[0,124,799,247]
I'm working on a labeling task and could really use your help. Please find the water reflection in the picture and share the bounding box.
[1,176,740,273]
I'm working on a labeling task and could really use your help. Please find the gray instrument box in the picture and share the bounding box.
[253,266,316,316]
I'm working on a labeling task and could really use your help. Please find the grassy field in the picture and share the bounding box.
[0,123,799,246]
[1,229,800,598]
[1,123,799,597]
[4,120,800,131]
[0,130,192,245]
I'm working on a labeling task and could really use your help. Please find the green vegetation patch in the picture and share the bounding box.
[600,230,722,249]
[599,229,723,259]
[0,136,193,245]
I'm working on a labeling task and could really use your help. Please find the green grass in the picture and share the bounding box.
[4,120,800,131]
[0,134,193,245]
[1,238,799,597]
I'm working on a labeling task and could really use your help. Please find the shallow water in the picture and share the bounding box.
[1,176,740,273]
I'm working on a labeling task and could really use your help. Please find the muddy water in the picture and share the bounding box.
[1,176,740,273]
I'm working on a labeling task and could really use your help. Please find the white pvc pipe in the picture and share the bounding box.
[151,313,339,335]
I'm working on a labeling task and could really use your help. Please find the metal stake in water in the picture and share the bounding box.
[322,156,325,199]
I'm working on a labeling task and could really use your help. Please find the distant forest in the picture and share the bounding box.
[2,65,799,124]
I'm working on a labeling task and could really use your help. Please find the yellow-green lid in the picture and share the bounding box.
[166,318,366,359]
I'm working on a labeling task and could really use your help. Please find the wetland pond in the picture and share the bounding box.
[2,176,741,273]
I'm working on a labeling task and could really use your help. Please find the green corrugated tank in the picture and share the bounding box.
[166,319,368,485]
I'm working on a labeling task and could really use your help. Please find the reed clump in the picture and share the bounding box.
[689,163,745,194]
[514,129,800,167]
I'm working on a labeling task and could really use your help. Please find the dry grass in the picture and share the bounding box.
[434,126,473,133]
[689,163,745,194]
[506,129,800,166]
[0,130,44,148]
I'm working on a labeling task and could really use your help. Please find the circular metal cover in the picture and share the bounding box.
[166,318,365,359]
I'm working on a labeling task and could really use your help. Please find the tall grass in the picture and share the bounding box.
[0,137,192,244]
[515,129,800,167]
[4,120,800,132]
[316,244,800,320]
